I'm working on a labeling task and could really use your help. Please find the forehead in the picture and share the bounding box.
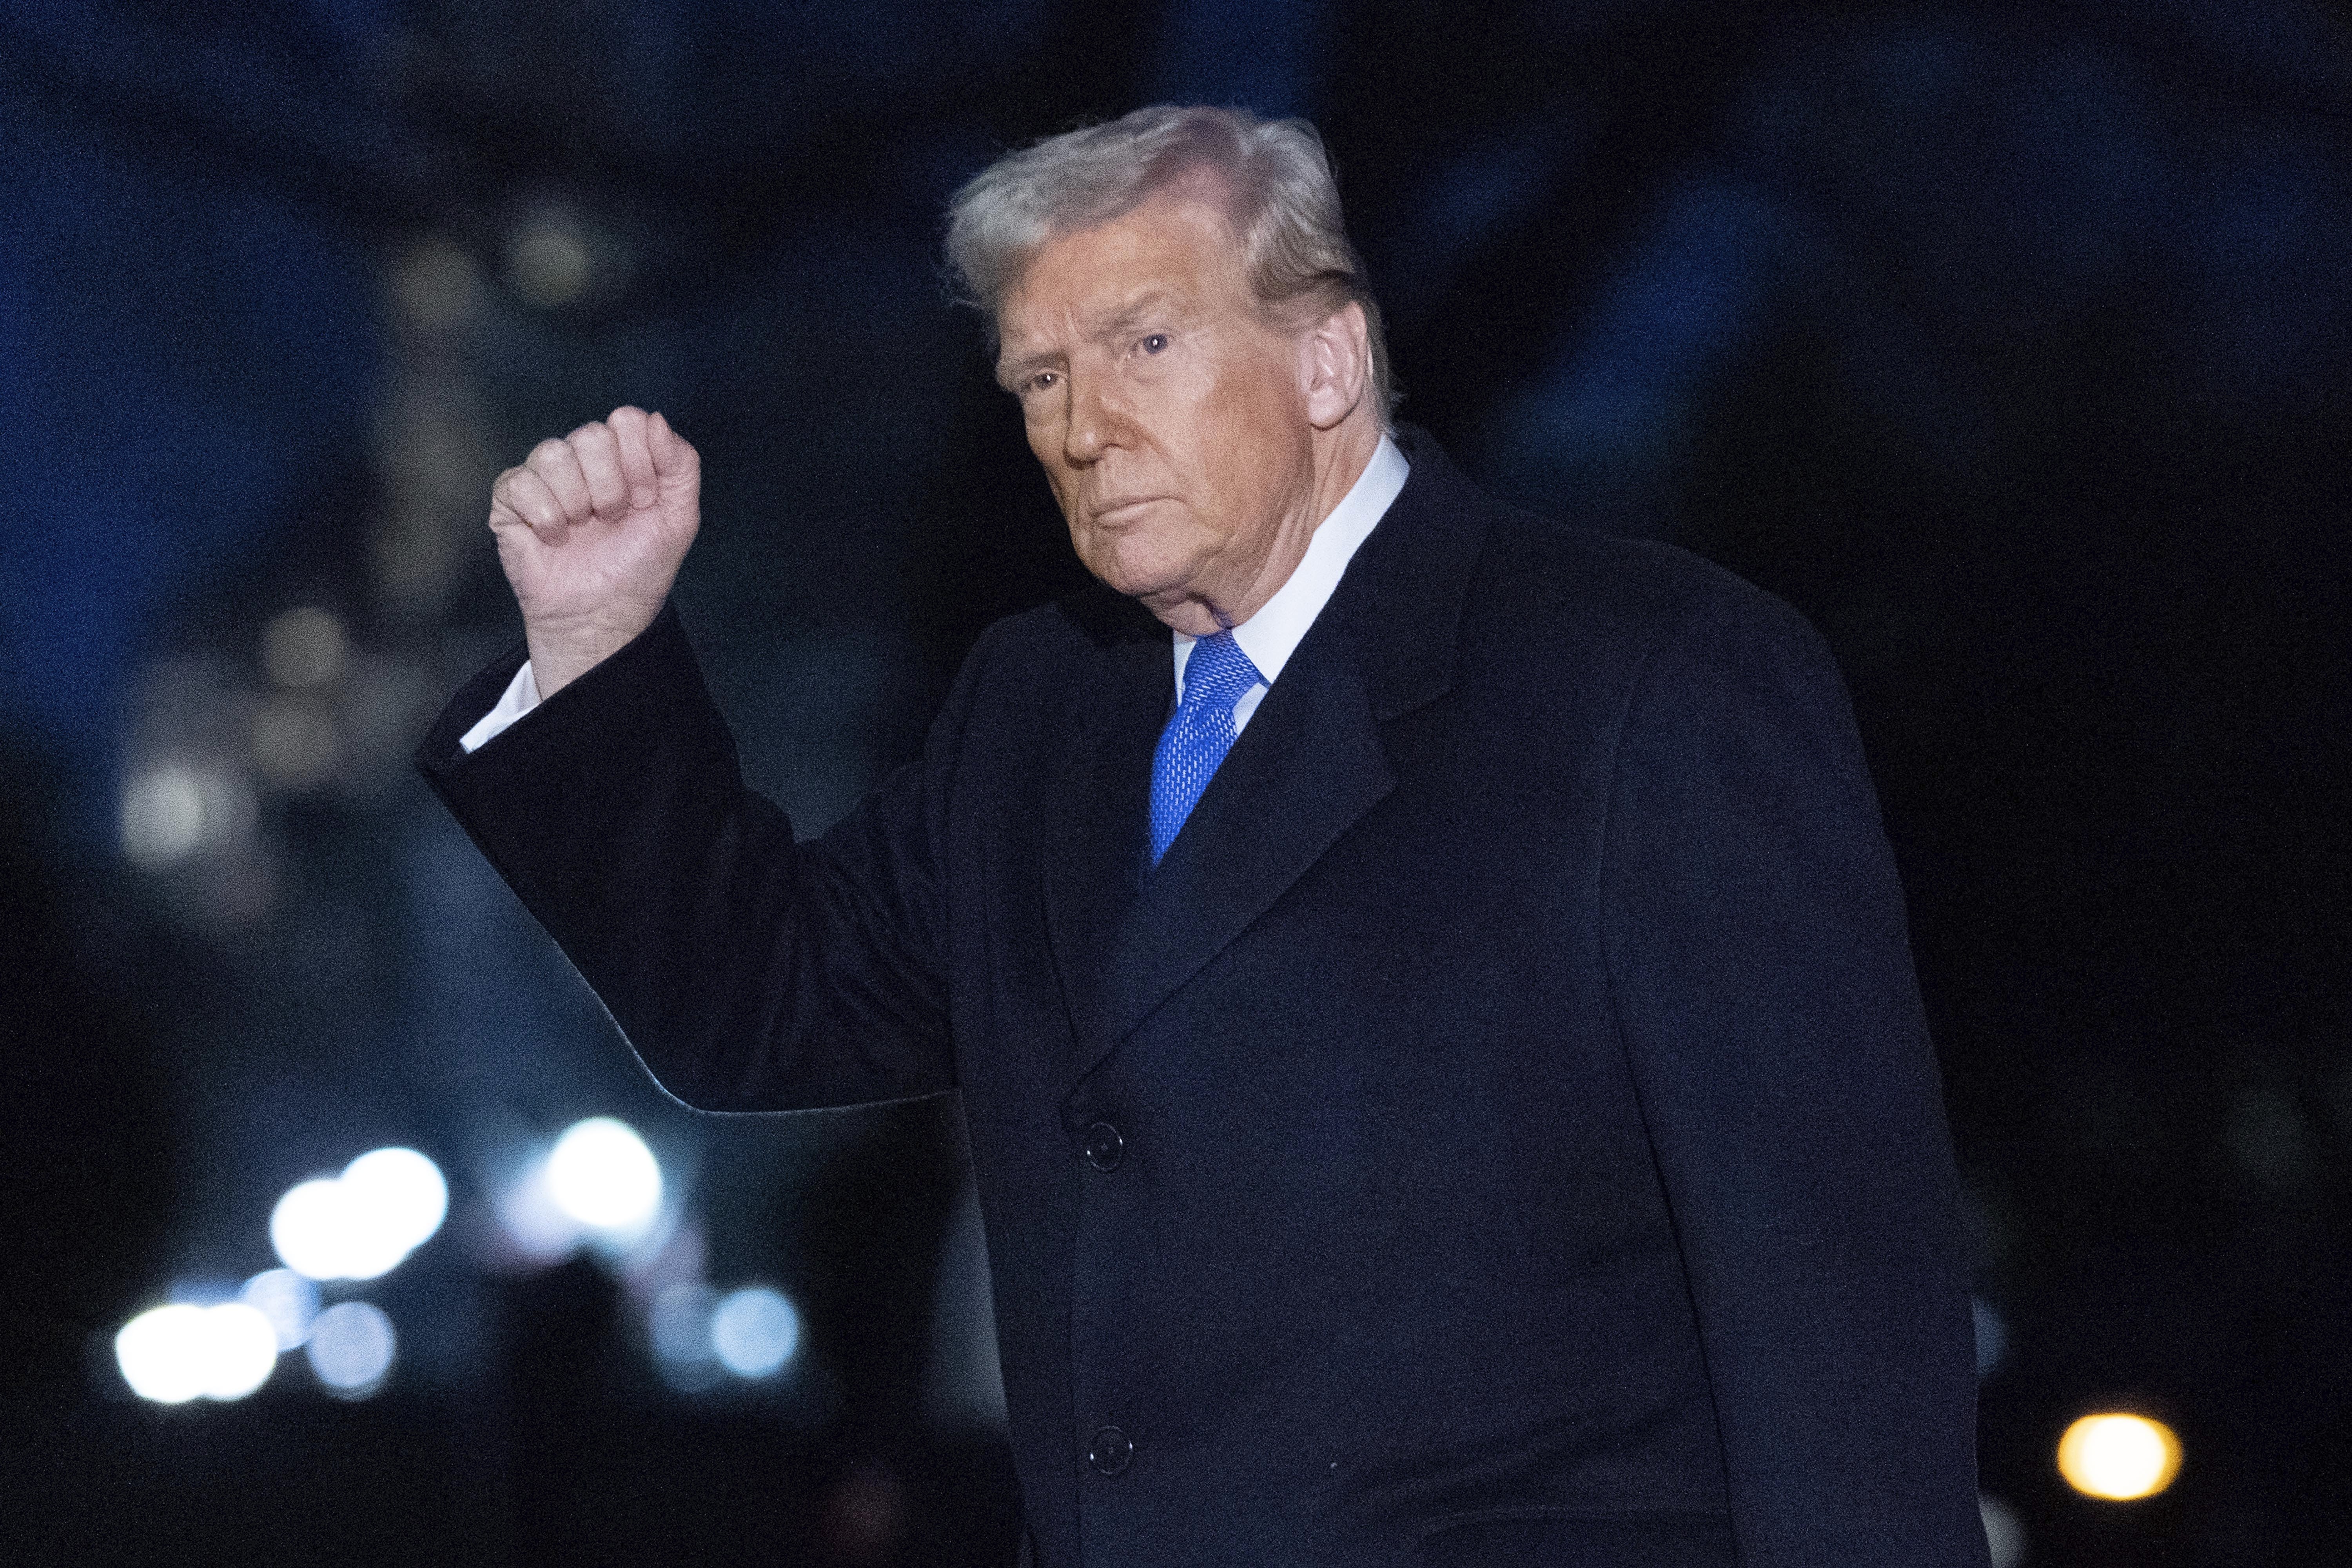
[996,191,1250,352]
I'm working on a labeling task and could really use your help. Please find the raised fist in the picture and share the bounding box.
[487,405,701,697]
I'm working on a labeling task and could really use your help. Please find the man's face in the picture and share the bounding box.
[995,188,1319,630]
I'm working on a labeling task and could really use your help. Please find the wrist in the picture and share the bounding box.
[524,603,662,698]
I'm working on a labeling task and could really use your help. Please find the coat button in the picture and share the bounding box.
[1088,1425,1132,1475]
[1081,1122,1124,1172]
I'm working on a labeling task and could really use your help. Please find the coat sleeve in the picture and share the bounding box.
[415,601,984,1112]
[1599,584,1989,1567]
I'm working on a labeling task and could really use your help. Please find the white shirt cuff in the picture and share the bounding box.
[457,660,541,753]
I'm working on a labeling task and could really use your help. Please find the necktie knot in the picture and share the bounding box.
[1148,632,1263,865]
[1179,630,1261,711]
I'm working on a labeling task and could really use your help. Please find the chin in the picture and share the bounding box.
[1077,532,1205,606]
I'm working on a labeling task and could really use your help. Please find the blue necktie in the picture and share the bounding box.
[1148,631,1264,865]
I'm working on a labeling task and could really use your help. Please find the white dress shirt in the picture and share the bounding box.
[1172,432,1408,733]
[459,434,1410,755]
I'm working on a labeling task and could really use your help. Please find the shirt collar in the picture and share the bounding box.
[1174,432,1411,693]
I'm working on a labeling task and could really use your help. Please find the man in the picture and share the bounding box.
[420,107,1987,1566]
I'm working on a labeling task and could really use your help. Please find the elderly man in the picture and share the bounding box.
[420,107,1986,1567]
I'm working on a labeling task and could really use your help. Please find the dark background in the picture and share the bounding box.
[2,1,2346,1564]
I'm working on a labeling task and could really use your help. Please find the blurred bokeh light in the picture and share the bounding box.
[711,1286,801,1380]
[119,762,254,870]
[306,1301,397,1397]
[2057,1413,2183,1501]
[116,1302,280,1404]
[546,1117,663,1235]
[505,201,602,310]
[269,1148,448,1282]
[261,606,350,691]
[239,1268,322,1351]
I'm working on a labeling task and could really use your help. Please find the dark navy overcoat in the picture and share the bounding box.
[420,431,1988,1568]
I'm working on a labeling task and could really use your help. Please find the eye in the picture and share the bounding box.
[1024,370,1059,394]
[1139,333,1169,355]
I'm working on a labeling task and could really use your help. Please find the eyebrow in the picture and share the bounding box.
[996,346,1057,391]
[996,290,1185,390]
[1096,292,1175,342]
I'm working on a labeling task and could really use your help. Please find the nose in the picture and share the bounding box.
[1062,368,1127,467]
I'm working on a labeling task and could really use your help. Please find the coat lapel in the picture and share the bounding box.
[1039,588,1168,1057]
[1089,643,1392,1060]
[1067,428,1493,1079]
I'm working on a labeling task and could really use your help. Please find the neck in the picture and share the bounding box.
[1150,409,1385,637]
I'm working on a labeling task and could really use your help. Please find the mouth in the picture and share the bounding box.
[1088,496,1170,528]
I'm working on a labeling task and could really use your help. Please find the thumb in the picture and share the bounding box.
[647,412,700,490]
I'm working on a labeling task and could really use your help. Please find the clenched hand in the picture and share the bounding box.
[488,405,701,697]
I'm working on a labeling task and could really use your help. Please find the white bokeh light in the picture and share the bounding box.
[710,1286,800,1379]
[120,768,205,867]
[199,1305,282,1399]
[307,1301,396,1395]
[495,1163,584,1263]
[240,1269,321,1350]
[269,1147,448,1281]
[116,1302,279,1403]
[340,1147,449,1270]
[116,1305,210,1404]
[270,1178,349,1280]
[120,763,254,869]
[545,1118,662,1233]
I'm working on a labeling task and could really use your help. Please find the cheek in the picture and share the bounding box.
[1205,342,1305,437]
[1025,426,1078,510]
[1202,377,1308,506]
[1022,409,1056,465]
[1172,373,1261,495]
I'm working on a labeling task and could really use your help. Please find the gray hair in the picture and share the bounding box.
[945,105,1397,418]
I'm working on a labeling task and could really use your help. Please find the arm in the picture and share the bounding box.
[417,603,967,1112]
[414,407,961,1111]
[1601,586,1987,1567]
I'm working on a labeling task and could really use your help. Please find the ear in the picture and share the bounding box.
[1299,300,1371,430]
